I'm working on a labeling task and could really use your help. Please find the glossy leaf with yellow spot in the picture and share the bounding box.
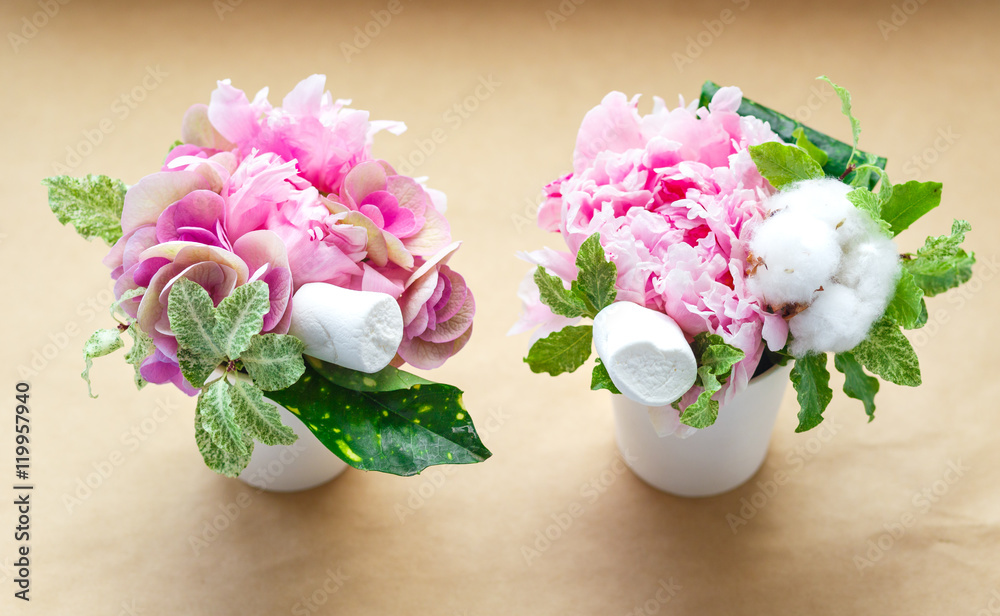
[267,362,492,476]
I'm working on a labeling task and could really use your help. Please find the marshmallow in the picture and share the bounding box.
[287,283,404,373]
[593,302,698,407]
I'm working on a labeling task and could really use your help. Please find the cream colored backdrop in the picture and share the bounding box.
[2,0,998,614]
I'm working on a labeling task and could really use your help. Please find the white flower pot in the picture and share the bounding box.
[237,400,349,492]
[612,363,792,497]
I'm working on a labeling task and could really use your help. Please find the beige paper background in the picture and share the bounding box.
[2,0,999,613]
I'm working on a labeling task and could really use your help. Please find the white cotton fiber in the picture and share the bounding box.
[748,179,901,357]
[746,210,842,306]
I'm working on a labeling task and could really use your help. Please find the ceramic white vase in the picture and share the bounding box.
[237,398,349,493]
[612,363,792,497]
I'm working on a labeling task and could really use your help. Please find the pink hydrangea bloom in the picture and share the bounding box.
[514,87,789,402]
[105,76,473,393]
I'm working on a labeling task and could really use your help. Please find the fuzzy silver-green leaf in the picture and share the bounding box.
[168,278,225,387]
[195,406,253,478]
[43,174,127,245]
[241,334,306,391]
[230,379,297,446]
[82,328,124,398]
[851,318,921,387]
[213,280,269,359]
[197,379,250,456]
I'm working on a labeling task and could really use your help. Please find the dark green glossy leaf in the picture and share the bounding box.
[267,363,491,476]
[699,81,887,187]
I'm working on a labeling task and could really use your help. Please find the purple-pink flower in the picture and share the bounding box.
[106,75,474,393]
[514,87,789,399]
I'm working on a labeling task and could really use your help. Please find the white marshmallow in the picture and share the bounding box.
[287,283,403,373]
[593,302,698,407]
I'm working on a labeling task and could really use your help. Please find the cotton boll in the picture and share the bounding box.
[764,178,853,223]
[748,178,904,357]
[788,284,869,356]
[788,237,900,356]
[747,210,842,307]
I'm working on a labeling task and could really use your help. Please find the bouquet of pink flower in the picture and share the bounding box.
[45,75,488,477]
[513,77,974,435]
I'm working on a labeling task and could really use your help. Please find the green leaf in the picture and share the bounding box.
[110,287,146,322]
[167,139,183,153]
[524,325,593,376]
[790,353,833,432]
[911,298,929,330]
[267,362,492,476]
[534,266,588,318]
[168,278,225,388]
[792,126,829,167]
[817,76,861,166]
[679,367,721,429]
[572,233,617,314]
[847,188,892,236]
[834,352,879,421]
[880,181,942,236]
[306,358,432,392]
[240,333,306,391]
[884,269,925,329]
[230,379,297,446]
[590,358,621,394]
[81,328,124,398]
[748,142,825,190]
[195,406,252,478]
[903,219,975,297]
[42,174,127,245]
[698,340,745,375]
[698,81,886,186]
[197,378,250,456]
[851,318,921,387]
[678,333,745,429]
[123,324,154,390]
[213,280,269,359]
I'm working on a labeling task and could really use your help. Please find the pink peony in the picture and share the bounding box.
[515,87,790,399]
[203,74,406,195]
[105,75,474,393]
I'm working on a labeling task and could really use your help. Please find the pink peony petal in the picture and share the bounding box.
[420,286,474,344]
[208,79,261,145]
[397,324,473,370]
[121,171,212,234]
[181,104,235,150]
